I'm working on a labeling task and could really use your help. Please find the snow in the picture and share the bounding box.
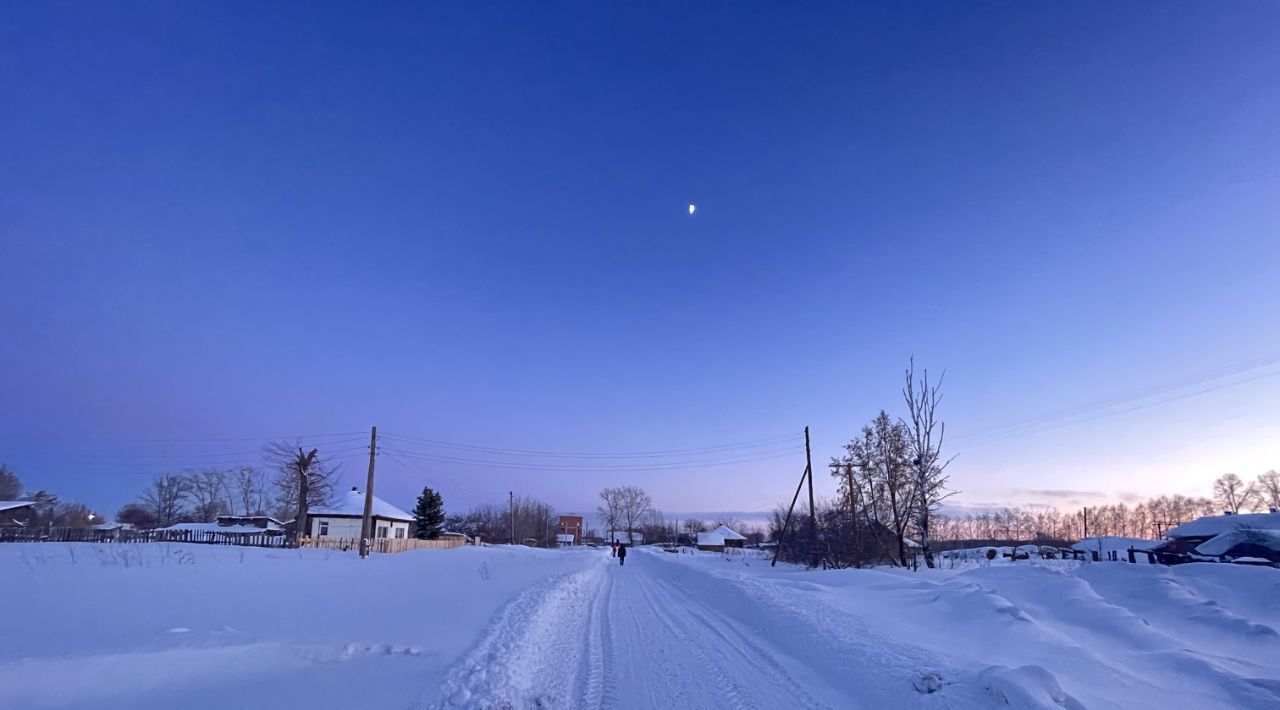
[310,488,413,521]
[696,523,745,547]
[0,500,34,512]
[155,522,283,535]
[1195,528,1280,557]
[2,542,1278,709]
[1166,512,1280,539]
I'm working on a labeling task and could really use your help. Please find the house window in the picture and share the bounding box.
[395,528,405,539]
[319,521,329,537]
[377,526,389,539]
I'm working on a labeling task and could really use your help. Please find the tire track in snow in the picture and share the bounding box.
[425,557,606,709]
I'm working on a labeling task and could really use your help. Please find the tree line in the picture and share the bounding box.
[113,441,342,530]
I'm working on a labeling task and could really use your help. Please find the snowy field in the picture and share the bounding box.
[2,543,1278,709]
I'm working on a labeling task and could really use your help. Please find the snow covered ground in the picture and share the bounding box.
[2,543,1278,709]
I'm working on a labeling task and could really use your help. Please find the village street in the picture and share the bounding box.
[433,548,1015,709]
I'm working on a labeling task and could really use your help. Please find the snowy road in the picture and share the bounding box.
[431,549,992,709]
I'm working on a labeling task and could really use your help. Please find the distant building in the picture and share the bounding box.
[611,530,644,545]
[1154,512,1280,565]
[696,524,746,552]
[556,533,576,547]
[0,501,35,528]
[558,515,584,544]
[308,487,414,540]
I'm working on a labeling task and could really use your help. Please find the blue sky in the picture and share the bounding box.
[3,2,1279,520]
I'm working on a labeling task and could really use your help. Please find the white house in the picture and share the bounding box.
[308,487,414,540]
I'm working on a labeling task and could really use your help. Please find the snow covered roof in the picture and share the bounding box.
[309,488,413,522]
[92,522,134,531]
[0,501,35,512]
[1165,512,1280,539]
[555,534,575,543]
[157,522,280,534]
[1195,528,1280,557]
[611,531,643,544]
[697,524,746,547]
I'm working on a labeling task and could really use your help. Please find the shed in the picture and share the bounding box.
[696,524,747,552]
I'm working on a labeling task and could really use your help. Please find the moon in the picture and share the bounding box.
[688,204,696,215]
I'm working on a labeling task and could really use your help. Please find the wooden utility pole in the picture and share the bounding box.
[805,426,817,566]
[359,426,378,558]
[509,491,515,545]
[771,464,809,568]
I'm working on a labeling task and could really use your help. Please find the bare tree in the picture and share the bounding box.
[1213,473,1256,514]
[141,474,191,527]
[902,358,956,569]
[233,466,269,516]
[598,488,622,540]
[187,469,233,522]
[618,486,653,541]
[1255,470,1280,511]
[265,441,339,540]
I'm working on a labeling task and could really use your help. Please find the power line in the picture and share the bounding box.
[953,358,1280,445]
[377,431,802,459]
[378,445,802,472]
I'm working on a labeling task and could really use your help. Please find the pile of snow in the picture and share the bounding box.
[1166,512,1280,539]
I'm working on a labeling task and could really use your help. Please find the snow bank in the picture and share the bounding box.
[0,543,595,710]
[653,549,1280,709]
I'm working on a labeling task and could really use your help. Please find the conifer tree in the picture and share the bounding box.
[412,486,445,539]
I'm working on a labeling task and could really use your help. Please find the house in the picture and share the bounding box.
[0,501,35,528]
[696,524,746,552]
[1153,512,1280,564]
[611,530,644,546]
[556,533,576,547]
[558,515,584,544]
[216,515,286,534]
[307,487,413,540]
[1193,528,1280,565]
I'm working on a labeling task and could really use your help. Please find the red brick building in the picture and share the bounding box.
[558,515,584,544]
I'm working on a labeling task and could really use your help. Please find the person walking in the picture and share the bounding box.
[617,542,628,566]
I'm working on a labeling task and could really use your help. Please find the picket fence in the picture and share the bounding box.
[0,527,469,553]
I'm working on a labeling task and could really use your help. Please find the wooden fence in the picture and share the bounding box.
[299,536,466,553]
[1,526,469,553]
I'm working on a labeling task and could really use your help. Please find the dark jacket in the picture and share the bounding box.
[617,543,628,557]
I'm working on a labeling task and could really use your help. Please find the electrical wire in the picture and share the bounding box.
[376,431,802,459]
[377,445,802,472]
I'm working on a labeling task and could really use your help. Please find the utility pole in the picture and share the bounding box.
[509,491,515,545]
[359,426,377,558]
[806,426,817,567]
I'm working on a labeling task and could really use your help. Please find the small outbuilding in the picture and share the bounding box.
[696,524,747,552]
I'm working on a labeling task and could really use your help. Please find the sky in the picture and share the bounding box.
[3,2,1280,522]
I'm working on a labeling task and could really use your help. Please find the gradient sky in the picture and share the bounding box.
[3,2,1279,520]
